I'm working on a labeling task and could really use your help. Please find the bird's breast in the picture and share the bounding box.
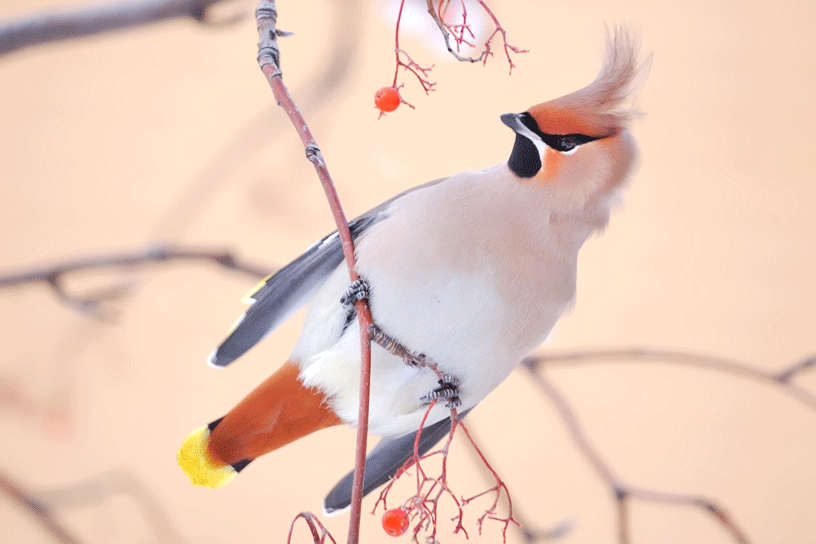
[353,175,579,402]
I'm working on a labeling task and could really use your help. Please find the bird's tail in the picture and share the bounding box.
[177,361,342,488]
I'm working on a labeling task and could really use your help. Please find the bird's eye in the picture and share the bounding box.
[558,136,577,152]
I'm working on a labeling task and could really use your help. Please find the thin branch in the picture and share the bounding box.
[521,349,816,541]
[462,424,573,542]
[476,1,527,74]
[0,246,272,285]
[37,470,183,543]
[425,0,483,63]
[458,417,519,540]
[0,246,272,320]
[524,349,816,412]
[0,471,83,544]
[286,512,338,544]
[523,365,754,544]
[423,0,527,72]
[380,0,435,116]
[254,3,373,543]
[0,0,242,58]
[386,0,524,109]
[146,0,364,242]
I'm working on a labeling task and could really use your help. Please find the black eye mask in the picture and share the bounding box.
[519,112,603,152]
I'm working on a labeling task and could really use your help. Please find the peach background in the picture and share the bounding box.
[1,0,814,543]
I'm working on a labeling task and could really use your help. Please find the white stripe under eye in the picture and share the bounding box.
[513,123,548,156]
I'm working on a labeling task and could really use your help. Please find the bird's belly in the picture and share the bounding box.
[357,270,572,435]
[312,293,568,437]
[297,212,577,436]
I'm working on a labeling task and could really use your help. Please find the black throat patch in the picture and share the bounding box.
[507,133,542,178]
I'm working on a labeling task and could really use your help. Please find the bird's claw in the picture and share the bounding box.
[421,374,462,408]
[341,278,370,310]
[350,290,462,407]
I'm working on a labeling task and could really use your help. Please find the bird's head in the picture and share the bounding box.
[502,28,651,211]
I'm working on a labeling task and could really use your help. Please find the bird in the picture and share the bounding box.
[177,27,650,513]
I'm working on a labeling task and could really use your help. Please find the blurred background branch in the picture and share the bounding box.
[0,0,245,57]
[0,246,272,321]
[1,469,185,544]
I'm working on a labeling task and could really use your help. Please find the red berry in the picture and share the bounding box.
[381,507,409,536]
[375,87,401,113]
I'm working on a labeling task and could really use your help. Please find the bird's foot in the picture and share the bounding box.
[341,278,371,330]
[343,280,462,407]
[421,375,462,409]
[341,278,370,311]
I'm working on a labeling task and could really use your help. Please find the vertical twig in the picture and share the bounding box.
[254,3,373,542]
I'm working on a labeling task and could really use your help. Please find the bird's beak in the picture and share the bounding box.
[500,113,524,134]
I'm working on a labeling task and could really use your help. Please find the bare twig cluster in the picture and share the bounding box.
[374,400,519,543]
[286,512,337,544]
[424,0,527,72]
[387,0,526,112]
[528,349,816,411]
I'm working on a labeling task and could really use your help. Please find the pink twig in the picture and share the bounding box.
[477,1,528,74]
[457,418,520,540]
[373,401,518,542]
[286,512,338,544]
[255,2,372,542]
[388,0,436,114]
[387,0,525,111]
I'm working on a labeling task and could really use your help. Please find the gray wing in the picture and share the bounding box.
[323,409,471,515]
[207,177,448,368]
[207,215,376,367]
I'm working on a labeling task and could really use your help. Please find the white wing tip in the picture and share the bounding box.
[206,349,223,368]
[321,501,349,518]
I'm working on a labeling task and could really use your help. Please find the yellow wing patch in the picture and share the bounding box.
[241,272,275,304]
[177,426,237,489]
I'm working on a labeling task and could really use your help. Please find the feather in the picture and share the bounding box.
[207,178,448,368]
[208,216,376,367]
[322,409,471,515]
[527,26,652,137]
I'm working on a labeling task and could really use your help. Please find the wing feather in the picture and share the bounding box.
[322,409,471,515]
[208,216,376,367]
[207,177,448,368]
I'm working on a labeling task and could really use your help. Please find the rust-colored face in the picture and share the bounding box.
[502,108,609,182]
[526,101,614,140]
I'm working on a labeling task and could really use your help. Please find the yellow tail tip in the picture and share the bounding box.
[177,426,237,489]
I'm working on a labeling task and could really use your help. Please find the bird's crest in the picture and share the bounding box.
[528,27,652,138]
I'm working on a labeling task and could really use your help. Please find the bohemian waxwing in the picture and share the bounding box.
[178,27,651,514]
